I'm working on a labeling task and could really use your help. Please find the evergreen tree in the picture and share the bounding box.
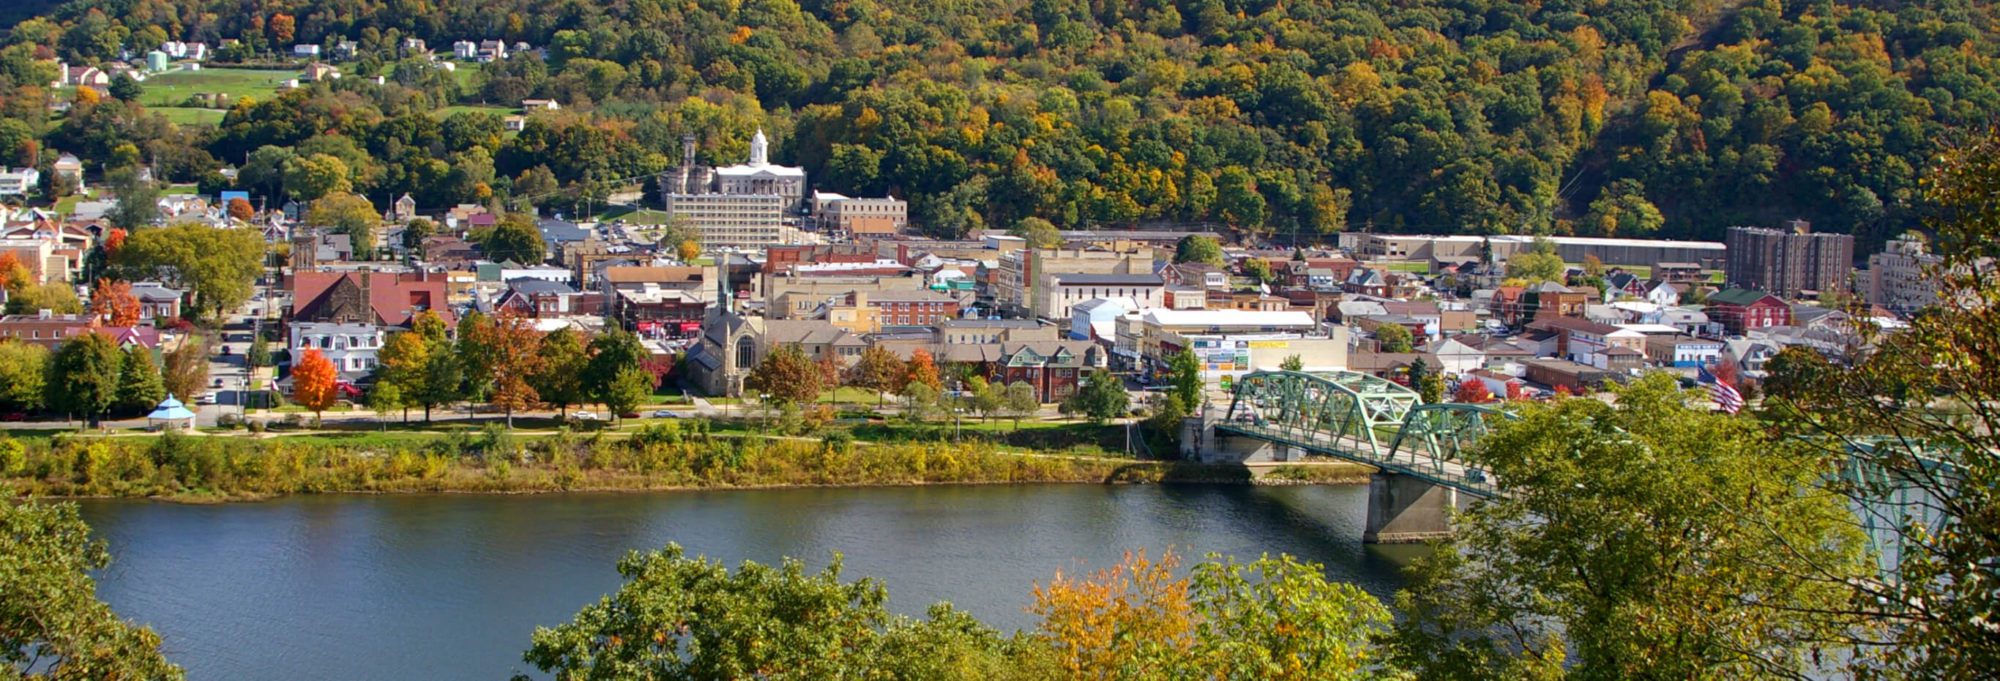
[114,346,165,416]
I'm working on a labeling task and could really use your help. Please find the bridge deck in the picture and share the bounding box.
[1215,421,1496,498]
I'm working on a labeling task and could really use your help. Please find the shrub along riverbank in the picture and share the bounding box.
[0,425,1369,501]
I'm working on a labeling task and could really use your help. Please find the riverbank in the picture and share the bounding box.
[0,427,1371,502]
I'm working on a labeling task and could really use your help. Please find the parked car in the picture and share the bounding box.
[650,409,688,419]
[196,392,217,405]
[569,411,599,421]
[1,412,28,422]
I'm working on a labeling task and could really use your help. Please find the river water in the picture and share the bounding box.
[79,484,1419,680]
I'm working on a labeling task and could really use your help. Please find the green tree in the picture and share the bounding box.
[1241,258,1275,285]
[519,544,1037,680]
[103,167,159,231]
[1005,382,1039,430]
[584,329,648,410]
[107,73,142,102]
[1390,375,1872,678]
[1279,355,1303,371]
[1759,131,2000,676]
[1213,167,1265,230]
[900,381,940,423]
[160,336,209,405]
[453,311,498,401]
[246,335,271,369]
[365,380,403,428]
[970,378,1004,422]
[283,154,354,201]
[1173,235,1226,267]
[306,192,379,258]
[1065,370,1129,425]
[747,344,824,407]
[1505,237,1566,283]
[1168,348,1204,413]
[115,345,165,416]
[601,366,654,425]
[0,497,184,680]
[401,218,436,251]
[529,327,588,417]
[414,347,463,423]
[2,281,83,315]
[47,332,122,425]
[112,225,263,321]
[375,330,429,422]
[1011,217,1063,249]
[0,341,50,411]
[1374,324,1414,353]
[480,214,546,264]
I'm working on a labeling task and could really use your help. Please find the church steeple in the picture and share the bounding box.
[748,129,768,166]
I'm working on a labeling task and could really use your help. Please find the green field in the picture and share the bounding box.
[435,105,515,119]
[136,67,294,126]
[139,67,292,106]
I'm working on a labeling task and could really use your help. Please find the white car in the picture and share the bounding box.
[570,411,599,421]
[196,392,217,405]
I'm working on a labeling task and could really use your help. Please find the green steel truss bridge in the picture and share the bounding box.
[1210,370,1948,578]
[1215,370,1512,498]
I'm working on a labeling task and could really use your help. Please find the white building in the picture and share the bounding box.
[0,168,39,196]
[288,322,385,376]
[1866,236,1941,314]
[452,41,478,59]
[664,193,788,250]
[1033,272,1164,321]
[813,191,907,235]
[713,130,805,203]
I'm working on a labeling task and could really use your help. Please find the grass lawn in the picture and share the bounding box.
[160,184,199,195]
[817,387,888,405]
[1384,261,1431,273]
[139,67,291,107]
[435,104,515,119]
[153,107,227,126]
[53,195,80,215]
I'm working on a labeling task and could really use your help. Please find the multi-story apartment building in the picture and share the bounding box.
[287,322,386,376]
[1865,235,1942,314]
[1725,220,1854,298]
[997,246,1157,318]
[665,193,788,250]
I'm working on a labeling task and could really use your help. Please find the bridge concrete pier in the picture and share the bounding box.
[1186,416,1309,464]
[1363,473,1459,544]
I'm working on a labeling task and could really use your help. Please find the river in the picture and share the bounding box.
[79,484,1419,680]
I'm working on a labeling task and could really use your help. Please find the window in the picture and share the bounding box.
[736,336,756,369]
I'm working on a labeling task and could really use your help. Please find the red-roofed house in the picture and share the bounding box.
[290,270,452,327]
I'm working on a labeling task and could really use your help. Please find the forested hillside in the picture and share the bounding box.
[1,0,1994,247]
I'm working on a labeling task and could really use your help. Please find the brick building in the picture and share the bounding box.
[1725,220,1854,298]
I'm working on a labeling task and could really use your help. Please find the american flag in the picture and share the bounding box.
[1697,365,1744,414]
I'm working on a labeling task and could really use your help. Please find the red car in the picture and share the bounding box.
[1,412,28,422]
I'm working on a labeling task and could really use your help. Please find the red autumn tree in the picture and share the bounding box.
[0,252,24,290]
[291,348,338,421]
[227,197,255,222]
[1553,384,1574,398]
[89,278,141,327]
[101,228,127,256]
[1504,381,1524,401]
[1454,379,1494,404]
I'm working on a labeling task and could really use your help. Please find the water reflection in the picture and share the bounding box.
[80,484,1416,681]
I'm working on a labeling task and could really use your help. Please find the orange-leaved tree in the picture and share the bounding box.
[227,197,254,222]
[903,348,942,394]
[484,311,544,427]
[291,348,338,422]
[89,278,141,327]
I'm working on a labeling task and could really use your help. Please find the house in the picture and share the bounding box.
[51,154,83,182]
[292,44,321,58]
[1645,334,1724,368]
[493,278,580,319]
[1343,268,1390,297]
[0,312,159,350]
[503,115,526,132]
[1643,280,1681,307]
[950,341,1103,403]
[1706,288,1792,335]
[64,65,109,87]
[1423,337,1486,375]
[0,168,39,196]
[1604,270,1646,298]
[290,269,452,327]
[1530,316,1646,369]
[478,40,508,62]
[393,193,416,221]
[333,40,359,61]
[287,322,385,377]
[452,41,478,60]
[1522,281,1590,321]
[1163,263,1228,290]
[1033,272,1164,320]
[130,282,183,321]
[301,63,340,82]
[522,99,560,111]
[1523,358,1622,393]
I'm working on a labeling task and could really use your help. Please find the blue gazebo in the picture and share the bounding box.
[147,394,197,431]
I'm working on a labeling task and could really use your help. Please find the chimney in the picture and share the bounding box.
[38,308,52,319]
[358,269,373,323]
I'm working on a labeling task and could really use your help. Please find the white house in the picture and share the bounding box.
[0,168,40,196]
[452,40,478,60]
[292,44,321,58]
[288,322,385,376]
[1644,280,1681,307]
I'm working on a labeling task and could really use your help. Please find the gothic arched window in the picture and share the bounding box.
[736,336,756,369]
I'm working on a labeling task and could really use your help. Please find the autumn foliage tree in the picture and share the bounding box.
[746,344,823,407]
[291,348,338,422]
[903,348,942,394]
[1453,379,1493,404]
[226,197,254,222]
[89,278,140,327]
[482,312,544,427]
[846,345,904,406]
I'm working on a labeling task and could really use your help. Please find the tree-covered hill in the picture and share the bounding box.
[2,0,1994,247]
